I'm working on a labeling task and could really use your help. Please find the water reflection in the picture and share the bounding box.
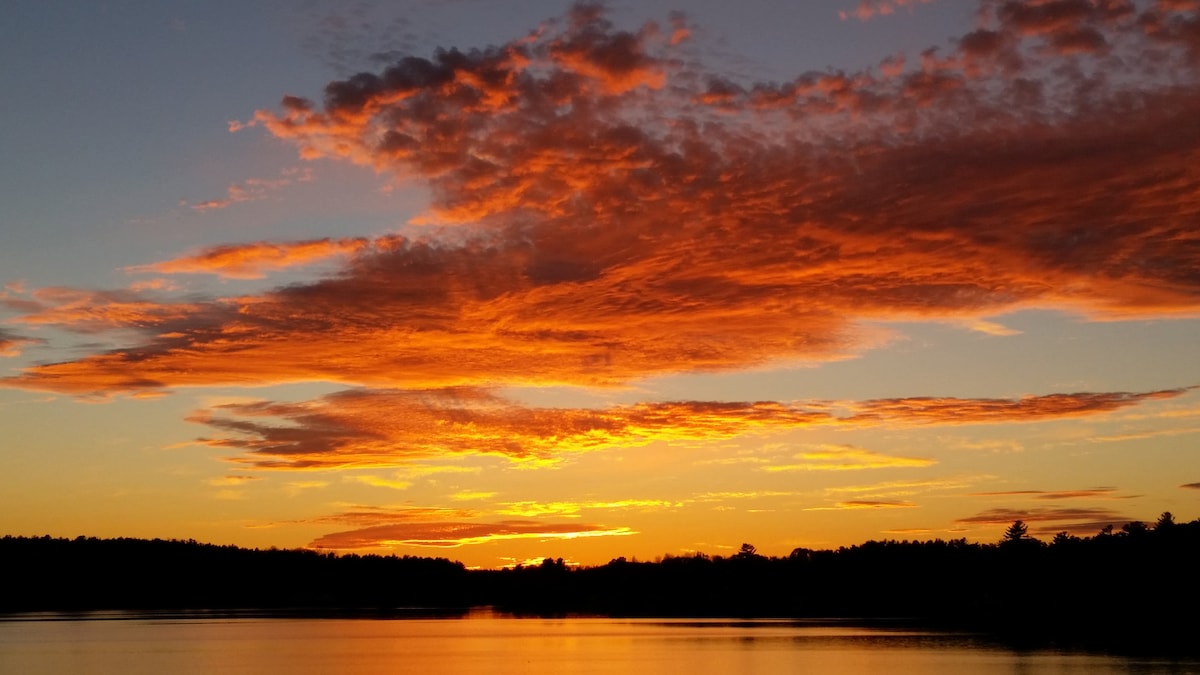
[0,612,1196,675]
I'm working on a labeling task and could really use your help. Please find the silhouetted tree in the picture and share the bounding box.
[734,543,759,558]
[1003,520,1029,543]
[1051,531,1080,547]
[788,547,812,561]
[1120,521,1149,537]
[1155,511,1176,531]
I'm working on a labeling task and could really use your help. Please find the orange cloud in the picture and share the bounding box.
[0,329,41,357]
[130,238,371,279]
[286,505,479,528]
[839,0,937,22]
[180,387,1186,470]
[969,487,1134,500]
[847,390,1192,425]
[4,286,210,335]
[307,520,635,549]
[0,2,1198,401]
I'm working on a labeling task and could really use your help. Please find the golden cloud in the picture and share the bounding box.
[824,476,981,497]
[762,444,936,472]
[496,499,679,518]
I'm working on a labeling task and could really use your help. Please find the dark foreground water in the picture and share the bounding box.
[1,611,1197,674]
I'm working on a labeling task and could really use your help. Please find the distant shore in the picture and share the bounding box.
[4,515,1198,655]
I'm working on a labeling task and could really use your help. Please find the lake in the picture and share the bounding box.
[1,610,1196,674]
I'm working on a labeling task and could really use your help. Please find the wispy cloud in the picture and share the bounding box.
[956,506,1135,535]
[308,520,635,549]
[285,505,479,528]
[762,444,935,472]
[805,500,918,510]
[824,476,981,498]
[3,285,211,336]
[206,475,260,487]
[969,487,1134,500]
[0,329,42,358]
[839,0,937,22]
[846,390,1193,425]
[691,490,803,502]
[180,167,313,212]
[496,499,679,518]
[450,491,498,501]
[348,464,480,490]
[128,238,370,280]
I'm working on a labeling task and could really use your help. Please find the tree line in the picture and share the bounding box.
[3,513,1197,653]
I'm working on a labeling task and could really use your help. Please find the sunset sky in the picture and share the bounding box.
[2,0,1198,569]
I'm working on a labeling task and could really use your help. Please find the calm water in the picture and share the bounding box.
[1,611,1196,675]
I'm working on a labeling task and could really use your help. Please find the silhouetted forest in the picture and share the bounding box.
[4,513,1198,654]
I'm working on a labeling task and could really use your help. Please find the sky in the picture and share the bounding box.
[1,0,1198,569]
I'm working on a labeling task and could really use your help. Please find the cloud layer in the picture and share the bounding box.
[2,1,1197,400]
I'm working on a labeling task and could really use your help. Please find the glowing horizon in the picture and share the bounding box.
[1,0,1198,568]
